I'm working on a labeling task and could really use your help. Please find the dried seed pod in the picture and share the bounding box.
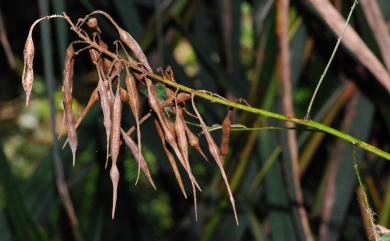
[110,80,122,166]
[154,119,187,198]
[191,96,238,225]
[62,88,99,149]
[185,125,208,162]
[62,43,78,166]
[117,27,152,72]
[219,108,233,160]
[124,68,142,182]
[120,129,156,189]
[96,70,112,167]
[22,33,35,106]
[174,106,189,166]
[110,163,119,219]
[173,105,199,219]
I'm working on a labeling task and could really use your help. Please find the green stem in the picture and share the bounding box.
[136,68,390,161]
[305,0,359,118]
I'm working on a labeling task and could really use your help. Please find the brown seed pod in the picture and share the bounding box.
[191,95,238,225]
[154,119,187,198]
[110,80,122,167]
[124,68,142,182]
[174,106,189,167]
[22,33,35,106]
[110,163,120,219]
[118,27,152,72]
[62,88,99,149]
[120,129,156,189]
[62,43,78,166]
[173,105,199,219]
[97,68,112,168]
[219,108,233,161]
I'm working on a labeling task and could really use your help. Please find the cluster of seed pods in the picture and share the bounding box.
[22,11,237,224]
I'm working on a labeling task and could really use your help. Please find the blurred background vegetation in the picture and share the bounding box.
[0,0,390,240]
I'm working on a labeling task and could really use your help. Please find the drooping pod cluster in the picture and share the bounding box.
[22,11,237,224]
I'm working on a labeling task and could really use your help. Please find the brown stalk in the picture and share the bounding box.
[62,43,78,166]
[308,0,390,93]
[360,0,390,71]
[191,95,238,225]
[124,68,142,184]
[120,129,156,189]
[277,0,313,239]
[110,80,122,219]
[0,11,16,69]
[154,119,187,198]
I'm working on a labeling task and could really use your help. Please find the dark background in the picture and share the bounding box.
[0,0,389,240]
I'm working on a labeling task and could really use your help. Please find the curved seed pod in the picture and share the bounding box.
[110,163,120,219]
[117,27,152,72]
[110,81,122,167]
[22,33,35,106]
[63,43,78,166]
[120,129,156,189]
[185,125,209,162]
[191,96,238,225]
[219,108,233,161]
[97,68,112,168]
[154,119,187,198]
[124,69,142,182]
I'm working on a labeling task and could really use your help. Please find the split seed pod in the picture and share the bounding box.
[191,96,238,225]
[62,43,78,166]
[22,32,35,106]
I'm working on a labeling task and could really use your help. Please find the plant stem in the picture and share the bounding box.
[61,12,390,161]
[139,69,390,161]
